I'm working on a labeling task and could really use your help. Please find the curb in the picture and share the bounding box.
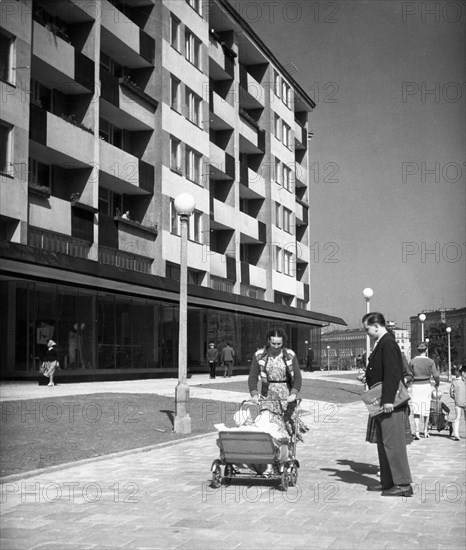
[0,431,216,484]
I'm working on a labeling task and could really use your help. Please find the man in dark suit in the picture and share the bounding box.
[363,312,413,497]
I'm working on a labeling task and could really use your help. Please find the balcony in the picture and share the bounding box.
[100,71,158,129]
[294,120,307,150]
[240,263,267,289]
[295,242,310,265]
[239,212,266,244]
[100,0,155,68]
[29,105,94,167]
[239,65,265,109]
[239,111,265,154]
[209,33,235,80]
[28,226,91,259]
[295,201,309,226]
[209,142,235,180]
[211,199,236,230]
[99,245,152,273]
[32,21,94,93]
[209,91,236,130]
[99,140,154,194]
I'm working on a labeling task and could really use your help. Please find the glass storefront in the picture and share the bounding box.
[0,277,322,378]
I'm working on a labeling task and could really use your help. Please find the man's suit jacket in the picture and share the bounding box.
[365,332,404,406]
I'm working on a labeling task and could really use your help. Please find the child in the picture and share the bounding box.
[450,365,466,441]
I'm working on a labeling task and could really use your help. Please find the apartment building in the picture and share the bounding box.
[0,0,345,380]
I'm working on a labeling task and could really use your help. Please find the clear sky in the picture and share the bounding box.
[228,0,466,329]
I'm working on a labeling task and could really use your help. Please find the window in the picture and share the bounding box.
[283,207,291,233]
[185,146,202,184]
[99,118,123,148]
[275,203,281,229]
[282,81,291,108]
[283,249,293,276]
[170,14,180,51]
[273,70,280,97]
[274,114,281,140]
[282,122,291,148]
[185,30,201,69]
[170,136,181,173]
[98,187,123,216]
[189,210,202,242]
[186,88,201,126]
[29,158,52,191]
[274,157,281,184]
[31,79,52,110]
[187,0,202,15]
[166,261,180,280]
[275,246,282,272]
[100,52,124,77]
[0,121,13,174]
[282,164,292,191]
[170,199,180,235]
[170,75,180,112]
[0,30,14,84]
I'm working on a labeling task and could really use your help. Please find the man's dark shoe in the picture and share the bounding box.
[382,485,413,497]
[367,484,390,492]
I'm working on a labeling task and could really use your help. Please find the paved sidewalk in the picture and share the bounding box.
[1,375,465,549]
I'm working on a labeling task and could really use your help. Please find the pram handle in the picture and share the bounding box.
[241,398,302,406]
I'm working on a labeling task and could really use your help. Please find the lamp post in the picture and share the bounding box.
[327,346,330,371]
[425,337,429,357]
[173,193,195,434]
[446,327,452,382]
[363,288,373,367]
[418,313,426,343]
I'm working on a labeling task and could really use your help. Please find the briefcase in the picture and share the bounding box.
[361,381,410,417]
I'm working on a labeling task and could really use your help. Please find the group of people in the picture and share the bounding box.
[206,342,235,379]
[361,312,465,497]
[236,314,464,497]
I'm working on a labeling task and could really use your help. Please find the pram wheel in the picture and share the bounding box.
[211,463,222,488]
[288,462,299,487]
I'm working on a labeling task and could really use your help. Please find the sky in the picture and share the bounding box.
[228,0,466,329]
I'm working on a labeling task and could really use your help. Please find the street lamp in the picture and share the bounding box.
[363,288,373,367]
[173,193,196,434]
[418,313,426,343]
[446,327,452,382]
[327,346,330,371]
[425,337,429,357]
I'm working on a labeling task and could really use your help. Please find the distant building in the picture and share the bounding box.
[321,323,410,369]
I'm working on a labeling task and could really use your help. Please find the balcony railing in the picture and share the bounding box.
[98,245,152,273]
[28,226,91,259]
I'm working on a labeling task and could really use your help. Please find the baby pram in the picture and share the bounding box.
[428,389,453,435]
[210,399,301,492]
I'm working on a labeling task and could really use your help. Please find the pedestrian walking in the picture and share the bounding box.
[450,365,466,441]
[41,339,59,386]
[363,312,413,497]
[221,342,235,377]
[206,343,219,379]
[408,342,440,440]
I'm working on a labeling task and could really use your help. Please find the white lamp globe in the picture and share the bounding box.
[174,193,196,216]
[418,313,426,322]
[362,288,373,300]
[446,327,451,334]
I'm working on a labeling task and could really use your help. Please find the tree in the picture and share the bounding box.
[426,322,462,372]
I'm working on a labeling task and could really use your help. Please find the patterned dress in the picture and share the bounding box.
[259,352,308,441]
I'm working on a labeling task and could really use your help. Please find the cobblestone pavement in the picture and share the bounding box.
[1,375,465,550]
